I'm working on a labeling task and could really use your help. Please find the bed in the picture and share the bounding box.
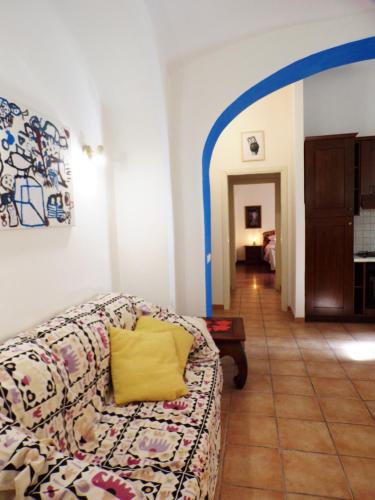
[263,230,276,271]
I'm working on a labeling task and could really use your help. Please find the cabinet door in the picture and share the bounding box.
[305,136,355,218]
[360,139,375,207]
[306,217,353,319]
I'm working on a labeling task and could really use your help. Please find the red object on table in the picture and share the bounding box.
[203,317,247,389]
[205,319,232,333]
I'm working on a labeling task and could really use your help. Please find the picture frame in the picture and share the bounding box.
[245,205,262,229]
[241,130,265,161]
[0,94,74,231]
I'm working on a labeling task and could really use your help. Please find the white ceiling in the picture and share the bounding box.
[145,0,375,64]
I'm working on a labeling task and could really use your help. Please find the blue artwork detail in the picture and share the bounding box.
[1,130,15,150]
[0,96,73,229]
[202,36,375,316]
[47,193,67,223]
[19,183,46,228]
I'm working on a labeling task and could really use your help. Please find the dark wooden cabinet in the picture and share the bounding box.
[305,134,355,320]
[306,217,353,319]
[359,137,375,208]
[245,245,263,265]
[354,262,375,317]
[305,134,356,218]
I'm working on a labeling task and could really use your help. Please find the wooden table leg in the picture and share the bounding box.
[231,342,248,389]
[219,341,248,389]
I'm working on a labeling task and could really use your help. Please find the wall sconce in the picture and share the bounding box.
[82,144,104,159]
[82,144,106,166]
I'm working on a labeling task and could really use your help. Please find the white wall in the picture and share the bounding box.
[168,12,375,316]
[290,82,305,318]
[0,1,112,339]
[210,86,294,306]
[304,59,375,136]
[0,0,176,341]
[54,0,176,311]
[234,184,275,261]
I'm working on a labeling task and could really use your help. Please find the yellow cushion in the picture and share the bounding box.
[136,316,193,373]
[109,327,188,405]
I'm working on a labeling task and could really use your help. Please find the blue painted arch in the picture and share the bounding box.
[203,36,375,316]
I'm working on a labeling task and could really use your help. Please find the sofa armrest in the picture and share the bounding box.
[177,315,219,359]
[164,314,219,362]
[0,415,141,499]
[123,294,219,360]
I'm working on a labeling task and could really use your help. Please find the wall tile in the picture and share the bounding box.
[354,208,375,252]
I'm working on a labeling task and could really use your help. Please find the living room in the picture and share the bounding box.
[1,1,375,498]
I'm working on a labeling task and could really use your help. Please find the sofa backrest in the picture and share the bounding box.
[0,292,218,459]
[0,293,137,456]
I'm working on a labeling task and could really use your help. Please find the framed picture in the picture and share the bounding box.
[245,205,262,228]
[0,94,73,230]
[242,131,265,161]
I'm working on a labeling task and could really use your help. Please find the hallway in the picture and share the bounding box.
[216,267,375,499]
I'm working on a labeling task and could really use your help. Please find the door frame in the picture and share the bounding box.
[222,172,284,309]
[203,36,375,316]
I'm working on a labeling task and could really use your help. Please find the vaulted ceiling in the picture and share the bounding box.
[145,0,375,63]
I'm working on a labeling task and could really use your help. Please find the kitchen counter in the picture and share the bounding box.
[354,257,375,263]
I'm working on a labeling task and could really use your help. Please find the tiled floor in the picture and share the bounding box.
[216,265,375,500]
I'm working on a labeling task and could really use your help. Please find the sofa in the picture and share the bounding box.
[0,293,222,499]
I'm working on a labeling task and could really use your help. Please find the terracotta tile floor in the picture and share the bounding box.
[215,266,375,499]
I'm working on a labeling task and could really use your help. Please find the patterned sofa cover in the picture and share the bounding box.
[0,293,222,499]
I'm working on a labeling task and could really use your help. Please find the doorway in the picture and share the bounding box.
[228,173,281,296]
[216,172,285,311]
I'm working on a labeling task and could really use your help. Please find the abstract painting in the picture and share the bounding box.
[0,95,73,230]
[242,131,265,161]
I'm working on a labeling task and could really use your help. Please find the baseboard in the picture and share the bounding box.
[305,314,375,323]
[288,306,305,322]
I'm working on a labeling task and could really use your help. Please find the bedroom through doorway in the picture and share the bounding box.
[211,170,283,314]
[228,173,281,305]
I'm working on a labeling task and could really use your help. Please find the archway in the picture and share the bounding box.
[202,36,375,316]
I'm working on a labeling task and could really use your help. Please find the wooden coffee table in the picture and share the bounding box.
[203,317,247,389]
